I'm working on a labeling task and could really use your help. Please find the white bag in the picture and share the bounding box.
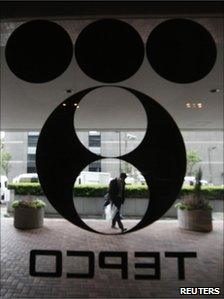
[105,203,118,221]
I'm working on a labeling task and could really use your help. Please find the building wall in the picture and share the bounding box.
[2,130,223,185]
[182,130,223,185]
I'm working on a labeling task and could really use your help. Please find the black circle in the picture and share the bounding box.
[36,86,186,234]
[75,19,144,83]
[5,20,73,83]
[146,19,217,83]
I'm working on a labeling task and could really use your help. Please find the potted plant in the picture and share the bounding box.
[12,199,45,229]
[175,168,213,232]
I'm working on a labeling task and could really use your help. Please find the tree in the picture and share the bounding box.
[121,161,132,175]
[0,138,12,176]
[186,150,202,176]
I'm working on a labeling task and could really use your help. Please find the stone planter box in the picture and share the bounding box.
[14,207,44,229]
[177,209,212,232]
[7,190,223,219]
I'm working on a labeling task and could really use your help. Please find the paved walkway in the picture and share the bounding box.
[1,217,223,298]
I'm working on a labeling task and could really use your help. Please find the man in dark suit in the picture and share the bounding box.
[108,172,127,233]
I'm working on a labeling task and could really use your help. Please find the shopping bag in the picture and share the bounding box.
[103,193,110,207]
[105,203,118,221]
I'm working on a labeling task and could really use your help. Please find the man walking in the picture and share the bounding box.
[108,172,127,233]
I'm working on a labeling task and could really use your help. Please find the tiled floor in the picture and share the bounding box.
[1,216,223,298]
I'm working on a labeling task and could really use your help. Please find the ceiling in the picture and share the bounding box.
[0,2,223,131]
[0,1,223,20]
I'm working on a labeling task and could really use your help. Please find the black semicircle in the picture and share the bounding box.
[36,87,101,233]
[36,86,186,234]
[117,87,186,233]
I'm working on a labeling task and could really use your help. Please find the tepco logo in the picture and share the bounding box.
[5,18,216,235]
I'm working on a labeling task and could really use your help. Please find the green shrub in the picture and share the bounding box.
[73,184,108,197]
[180,186,224,200]
[73,184,149,198]
[175,198,213,211]
[7,183,224,200]
[11,199,46,209]
[8,183,44,195]
[125,185,149,198]
[176,169,218,211]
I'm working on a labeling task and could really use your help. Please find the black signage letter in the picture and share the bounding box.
[99,251,128,279]
[135,252,160,280]
[66,251,94,278]
[165,252,197,280]
[30,250,62,277]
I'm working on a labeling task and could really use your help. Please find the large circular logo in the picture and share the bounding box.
[36,86,186,234]
[5,18,201,233]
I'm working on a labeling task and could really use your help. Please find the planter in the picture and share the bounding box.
[177,209,212,232]
[14,207,44,229]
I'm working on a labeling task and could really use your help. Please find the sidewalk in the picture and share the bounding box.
[1,216,223,298]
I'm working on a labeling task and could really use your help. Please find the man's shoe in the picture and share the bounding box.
[111,226,118,229]
[121,228,127,233]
